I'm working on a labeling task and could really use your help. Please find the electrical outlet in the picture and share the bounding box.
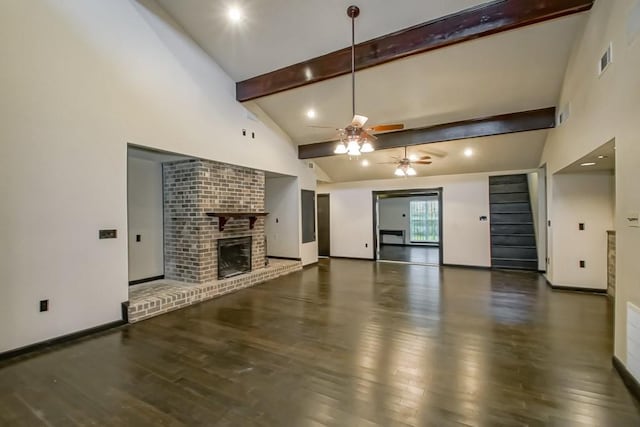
[365,243,368,248]
[39,300,49,312]
[242,129,247,136]
[580,260,586,268]
[251,132,255,139]
[99,229,117,239]
[579,223,585,231]
[136,234,141,242]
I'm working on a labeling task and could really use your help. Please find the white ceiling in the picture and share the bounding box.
[151,1,589,182]
[155,0,490,81]
[313,130,548,182]
[250,15,585,145]
[557,139,616,174]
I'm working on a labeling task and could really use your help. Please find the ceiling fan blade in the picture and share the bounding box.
[352,115,368,128]
[371,123,404,132]
[413,161,433,165]
[418,155,432,160]
[362,131,377,141]
[419,148,447,158]
[377,162,400,165]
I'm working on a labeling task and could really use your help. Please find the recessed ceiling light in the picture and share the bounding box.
[227,6,243,23]
[581,162,597,166]
[306,109,317,119]
[597,155,608,159]
[361,159,370,167]
[464,148,473,157]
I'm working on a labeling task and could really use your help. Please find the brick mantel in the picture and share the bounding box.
[163,159,266,284]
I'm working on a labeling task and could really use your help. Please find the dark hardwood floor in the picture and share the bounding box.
[379,244,440,265]
[1,259,638,426]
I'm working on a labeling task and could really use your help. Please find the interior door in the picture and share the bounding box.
[317,194,330,257]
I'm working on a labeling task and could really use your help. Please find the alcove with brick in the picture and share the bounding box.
[163,159,266,283]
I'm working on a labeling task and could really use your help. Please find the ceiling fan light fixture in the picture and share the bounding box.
[360,141,374,153]
[348,147,362,156]
[406,167,417,176]
[347,139,361,153]
[334,143,348,154]
[394,167,406,177]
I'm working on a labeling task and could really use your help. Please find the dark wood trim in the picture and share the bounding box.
[236,0,594,101]
[545,278,607,294]
[298,108,556,159]
[268,256,302,262]
[613,356,640,402]
[206,212,269,231]
[129,275,165,286]
[372,188,444,265]
[0,319,127,363]
[443,263,492,270]
[329,256,374,261]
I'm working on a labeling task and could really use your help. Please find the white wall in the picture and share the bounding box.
[265,177,300,259]
[550,173,614,289]
[318,171,533,266]
[127,157,164,282]
[379,196,439,245]
[539,0,640,372]
[0,0,316,353]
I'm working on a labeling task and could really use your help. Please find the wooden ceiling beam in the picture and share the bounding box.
[236,0,594,102]
[297,107,556,159]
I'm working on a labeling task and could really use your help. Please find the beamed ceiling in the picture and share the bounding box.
[152,0,593,182]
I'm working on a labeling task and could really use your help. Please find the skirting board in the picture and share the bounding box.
[443,263,491,270]
[613,356,640,402]
[129,275,164,286]
[545,278,607,295]
[0,319,127,363]
[268,256,302,262]
[330,256,375,261]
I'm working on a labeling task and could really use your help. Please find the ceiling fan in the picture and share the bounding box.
[313,6,405,156]
[378,146,432,177]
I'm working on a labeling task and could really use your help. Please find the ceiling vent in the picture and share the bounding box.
[598,43,613,76]
[308,162,315,169]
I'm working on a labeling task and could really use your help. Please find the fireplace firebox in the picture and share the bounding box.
[218,236,252,279]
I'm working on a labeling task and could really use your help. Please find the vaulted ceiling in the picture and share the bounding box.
[152,0,591,182]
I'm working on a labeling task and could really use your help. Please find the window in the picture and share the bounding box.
[410,199,439,243]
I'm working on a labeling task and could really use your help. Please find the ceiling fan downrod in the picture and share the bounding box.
[347,5,359,118]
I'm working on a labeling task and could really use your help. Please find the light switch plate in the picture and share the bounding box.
[626,212,640,228]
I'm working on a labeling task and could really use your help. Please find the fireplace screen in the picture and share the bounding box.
[218,236,252,279]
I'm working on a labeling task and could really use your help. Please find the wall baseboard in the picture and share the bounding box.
[330,256,374,261]
[613,356,640,402]
[268,256,302,261]
[545,279,607,294]
[129,275,164,286]
[303,262,319,269]
[0,319,127,363]
[442,263,491,270]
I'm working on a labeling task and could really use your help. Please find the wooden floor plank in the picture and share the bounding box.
[1,259,639,426]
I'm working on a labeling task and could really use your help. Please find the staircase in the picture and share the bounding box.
[489,174,538,271]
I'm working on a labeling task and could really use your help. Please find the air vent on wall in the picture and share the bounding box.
[557,103,571,126]
[599,43,613,76]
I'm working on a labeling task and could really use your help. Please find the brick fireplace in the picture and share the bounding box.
[163,159,266,284]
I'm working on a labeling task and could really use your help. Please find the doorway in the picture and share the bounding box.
[317,194,330,257]
[373,189,443,266]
